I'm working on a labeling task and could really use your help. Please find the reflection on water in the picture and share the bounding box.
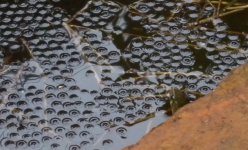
[0,0,248,149]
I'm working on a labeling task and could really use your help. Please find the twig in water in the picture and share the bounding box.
[189,7,248,26]
[216,0,222,17]
[67,1,92,23]
[19,38,34,59]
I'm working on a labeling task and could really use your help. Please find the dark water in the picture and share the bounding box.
[0,0,248,150]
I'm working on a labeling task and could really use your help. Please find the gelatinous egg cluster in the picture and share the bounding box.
[96,77,168,124]
[155,72,219,96]
[129,0,179,22]
[74,0,124,31]
[0,0,69,56]
[0,0,248,150]
[78,27,121,64]
[128,0,215,33]
[123,34,195,72]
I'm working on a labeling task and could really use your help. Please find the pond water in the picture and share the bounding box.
[0,0,248,150]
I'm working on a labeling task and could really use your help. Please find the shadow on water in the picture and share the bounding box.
[50,0,88,15]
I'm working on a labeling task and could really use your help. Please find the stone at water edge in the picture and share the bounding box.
[125,63,248,150]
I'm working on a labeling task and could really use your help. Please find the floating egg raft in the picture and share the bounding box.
[0,0,248,150]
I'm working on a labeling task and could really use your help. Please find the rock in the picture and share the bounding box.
[125,63,248,150]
